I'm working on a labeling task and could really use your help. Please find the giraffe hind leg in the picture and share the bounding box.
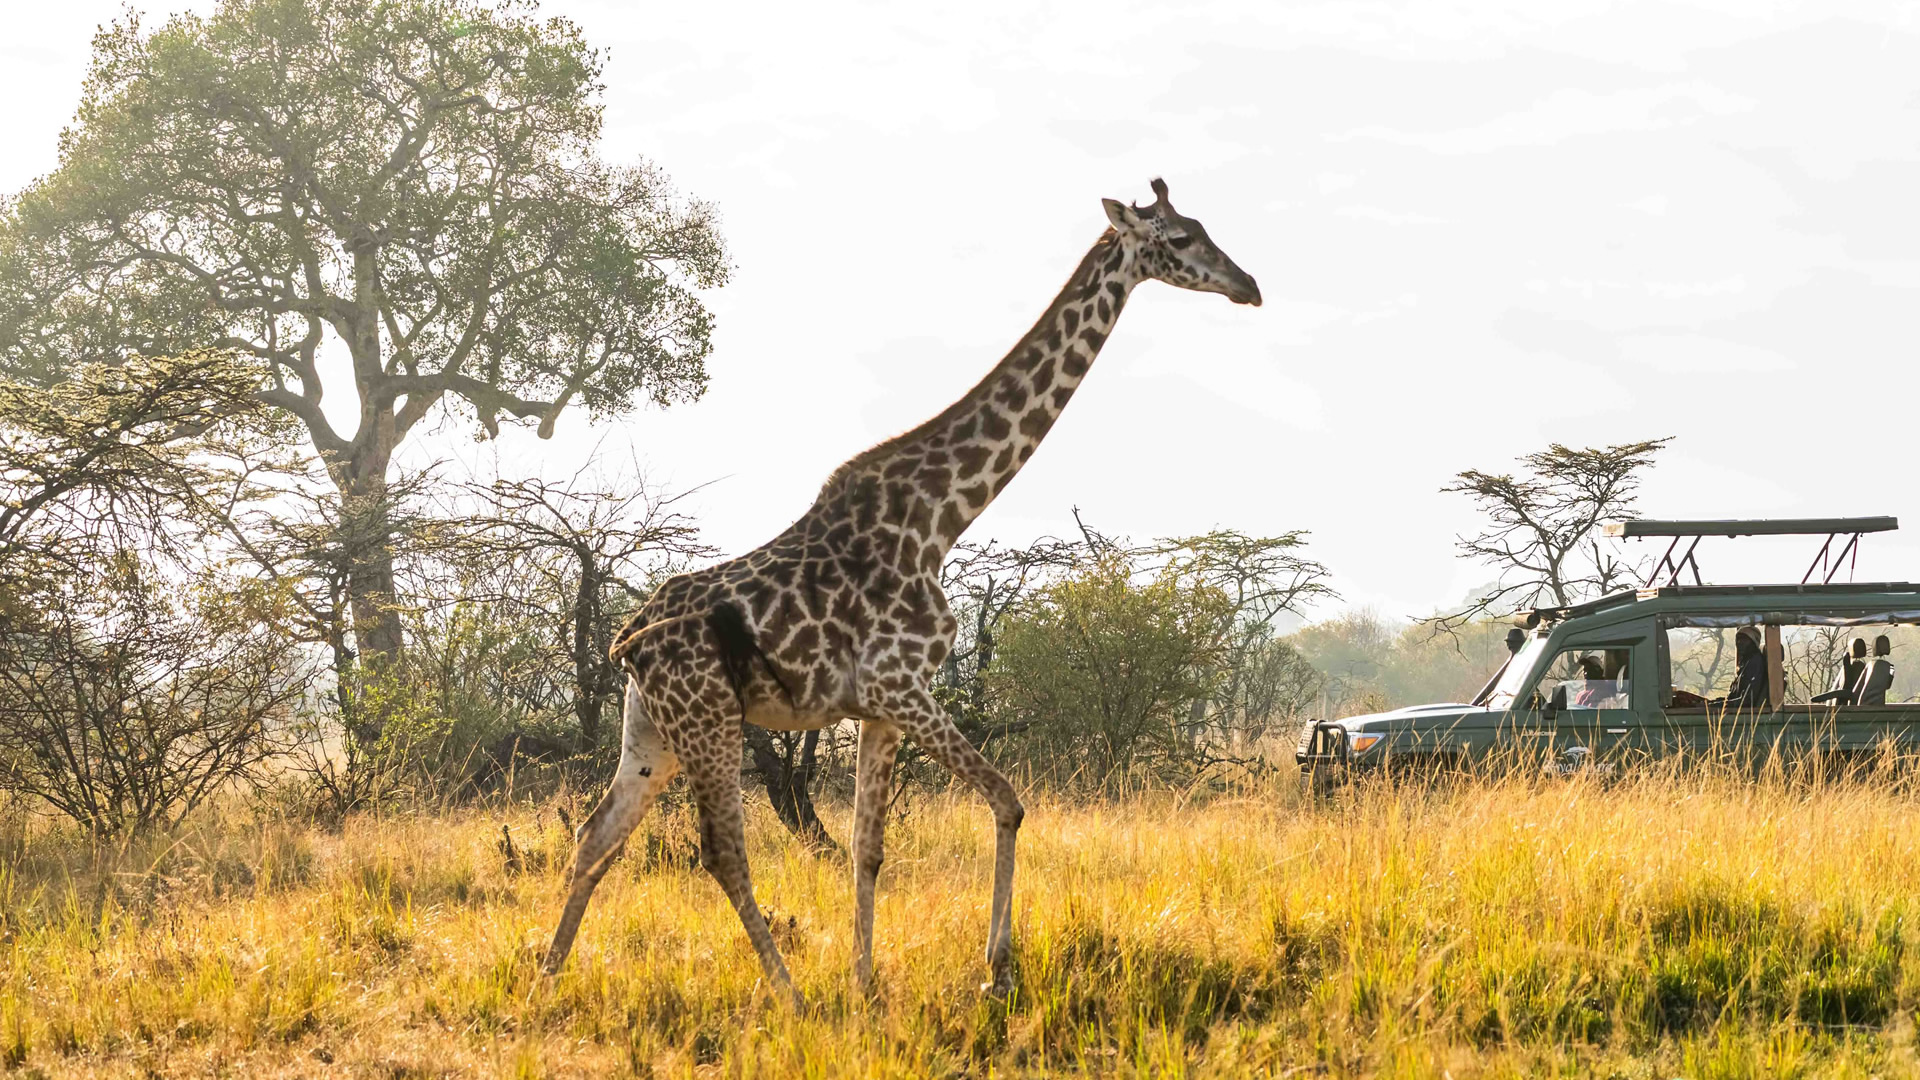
[613,613,806,1007]
[683,718,806,1009]
[542,675,680,975]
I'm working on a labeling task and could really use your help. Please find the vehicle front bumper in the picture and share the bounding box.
[1295,721,1384,787]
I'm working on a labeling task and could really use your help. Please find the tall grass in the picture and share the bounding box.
[2,761,1919,1077]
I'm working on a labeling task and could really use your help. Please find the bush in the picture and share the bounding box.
[0,564,311,836]
[987,552,1234,787]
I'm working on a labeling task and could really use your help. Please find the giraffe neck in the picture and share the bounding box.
[807,229,1144,567]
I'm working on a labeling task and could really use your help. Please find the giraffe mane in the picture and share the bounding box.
[807,229,1123,509]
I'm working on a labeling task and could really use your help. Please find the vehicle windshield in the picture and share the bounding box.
[1482,635,1551,710]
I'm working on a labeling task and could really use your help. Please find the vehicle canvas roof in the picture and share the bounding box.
[1604,517,1899,538]
[1525,581,1920,631]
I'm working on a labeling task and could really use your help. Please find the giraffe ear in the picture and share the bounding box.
[1102,198,1137,231]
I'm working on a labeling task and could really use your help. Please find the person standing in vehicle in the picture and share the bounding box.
[1472,628,1532,707]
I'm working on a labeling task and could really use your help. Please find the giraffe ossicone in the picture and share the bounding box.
[540,178,1262,1005]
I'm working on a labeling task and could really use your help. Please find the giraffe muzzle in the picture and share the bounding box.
[1230,274,1263,307]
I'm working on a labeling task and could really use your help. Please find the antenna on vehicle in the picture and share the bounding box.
[1603,517,1900,588]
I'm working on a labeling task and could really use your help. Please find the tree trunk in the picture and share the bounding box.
[316,421,403,747]
[338,458,403,667]
[346,543,403,662]
[323,580,376,745]
[971,624,994,717]
[336,242,404,670]
[572,548,604,750]
[744,725,841,855]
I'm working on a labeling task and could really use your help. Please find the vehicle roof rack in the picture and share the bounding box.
[1603,516,1898,588]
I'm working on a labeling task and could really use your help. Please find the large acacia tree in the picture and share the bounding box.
[1431,437,1671,632]
[0,0,728,663]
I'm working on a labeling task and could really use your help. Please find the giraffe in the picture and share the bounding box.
[540,178,1262,1005]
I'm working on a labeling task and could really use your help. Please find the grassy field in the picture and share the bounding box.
[3,765,1920,1078]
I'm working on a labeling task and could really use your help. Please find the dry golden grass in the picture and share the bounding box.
[3,765,1920,1077]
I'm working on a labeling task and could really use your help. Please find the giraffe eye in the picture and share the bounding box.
[1168,234,1193,250]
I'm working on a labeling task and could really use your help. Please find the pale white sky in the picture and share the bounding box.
[4,0,1919,619]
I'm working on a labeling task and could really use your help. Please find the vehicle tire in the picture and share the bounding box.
[1299,764,1341,804]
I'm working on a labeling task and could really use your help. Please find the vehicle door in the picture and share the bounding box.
[1781,693,1920,764]
[1825,698,1920,762]
[1525,634,1649,771]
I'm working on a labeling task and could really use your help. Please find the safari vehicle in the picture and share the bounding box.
[1297,517,1920,787]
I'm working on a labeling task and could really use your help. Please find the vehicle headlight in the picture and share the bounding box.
[1348,733,1383,755]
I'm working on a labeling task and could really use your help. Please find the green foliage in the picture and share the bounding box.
[0,350,290,577]
[0,0,731,666]
[440,474,710,755]
[0,350,313,835]
[410,601,563,748]
[287,602,593,819]
[1,0,727,429]
[1221,633,1324,737]
[988,552,1237,786]
[926,528,1330,791]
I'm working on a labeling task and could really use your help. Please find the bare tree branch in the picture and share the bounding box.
[1426,437,1672,637]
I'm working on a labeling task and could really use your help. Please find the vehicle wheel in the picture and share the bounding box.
[1299,766,1341,804]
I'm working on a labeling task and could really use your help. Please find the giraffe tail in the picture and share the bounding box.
[608,618,651,668]
[706,602,795,716]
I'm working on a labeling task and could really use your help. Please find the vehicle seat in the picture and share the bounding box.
[1813,656,1866,705]
[1855,658,1894,706]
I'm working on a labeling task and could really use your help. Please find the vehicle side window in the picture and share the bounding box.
[1671,624,1915,708]
[1785,625,1911,706]
[1542,647,1631,710]
[1666,627,1739,707]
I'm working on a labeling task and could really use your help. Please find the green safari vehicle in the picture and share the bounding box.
[1296,517,1920,786]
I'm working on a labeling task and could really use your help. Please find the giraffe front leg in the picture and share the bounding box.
[543,679,680,975]
[851,719,902,992]
[886,688,1023,996]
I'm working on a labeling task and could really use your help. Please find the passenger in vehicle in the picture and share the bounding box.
[1855,635,1894,706]
[1812,637,1868,705]
[1573,655,1608,707]
[1721,627,1769,711]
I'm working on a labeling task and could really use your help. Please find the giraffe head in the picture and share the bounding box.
[1102,178,1262,306]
